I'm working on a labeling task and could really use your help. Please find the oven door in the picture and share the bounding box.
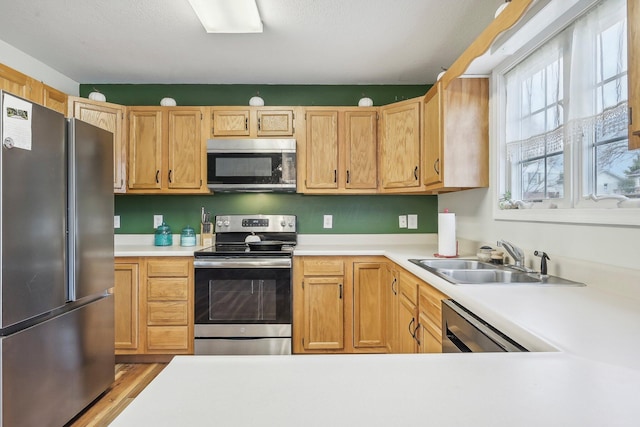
[194,258,292,325]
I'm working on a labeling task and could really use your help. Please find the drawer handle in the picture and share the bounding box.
[155,170,160,184]
[414,166,419,180]
[434,158,440,175]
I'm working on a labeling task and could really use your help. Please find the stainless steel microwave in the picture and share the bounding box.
[206,139,297,192]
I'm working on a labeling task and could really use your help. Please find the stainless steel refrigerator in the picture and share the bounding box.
[0,91,115,427]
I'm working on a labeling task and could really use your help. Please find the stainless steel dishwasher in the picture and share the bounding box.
[442,299,528,352]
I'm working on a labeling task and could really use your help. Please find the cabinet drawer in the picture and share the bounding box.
[147,259,191,277]
[146,326,190,351]
[303,258,344,276]
[399,273,418,305]
[147,301,188,325]
[147,277,189,300]
[419,284,447,326]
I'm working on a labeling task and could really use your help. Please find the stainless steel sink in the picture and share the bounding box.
[408,259,585,286]
[436,269,541,284]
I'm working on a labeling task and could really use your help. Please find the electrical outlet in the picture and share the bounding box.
[323,215,333,229]
[114,215,120,229]
[399,215,407,228]
[408,214,418,229]
[153,214,163,229]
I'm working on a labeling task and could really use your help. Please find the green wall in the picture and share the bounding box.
[115,193,437,235]
[94,83,438,235]
[79,84,430,106]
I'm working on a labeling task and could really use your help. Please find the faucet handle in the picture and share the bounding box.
[533,251,550,276]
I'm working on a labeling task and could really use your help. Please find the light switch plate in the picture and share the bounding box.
[323,215,333,229]
[399,215,407,228]
[408,214,418,229]
[114,215,120,229]
[153,214,163,229]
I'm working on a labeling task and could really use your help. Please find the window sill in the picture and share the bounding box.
[493,206,640,227]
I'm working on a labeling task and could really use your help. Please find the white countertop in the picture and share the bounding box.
[111,235,640,426]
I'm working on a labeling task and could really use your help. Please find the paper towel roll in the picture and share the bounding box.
[438,212,457,256]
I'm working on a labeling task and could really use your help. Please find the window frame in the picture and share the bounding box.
[492,0,639,227]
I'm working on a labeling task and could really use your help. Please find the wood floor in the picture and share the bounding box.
[64,363,167,427]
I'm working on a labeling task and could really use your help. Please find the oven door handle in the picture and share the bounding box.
[194,258,292,269]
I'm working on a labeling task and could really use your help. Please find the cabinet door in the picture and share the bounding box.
[418,312,441,354]
[128,109,163,190]
[353,263,385,349]
[42,84,67,115]
[114,262,139,351]
[384,265,398,353]
[423,85,443,186]
[167,108,203,190]
[0,63,39,102]
[71,98,127,193]
[380,100,421,190]
[303,277,344,350]
[212,110,250,136]
[629,0,640,150]
[397,294,418,354]
[305,110,339,189]
[257,109,294,136]
[344,110,378,190]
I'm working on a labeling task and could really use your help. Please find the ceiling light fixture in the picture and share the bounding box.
[188,0,263,33]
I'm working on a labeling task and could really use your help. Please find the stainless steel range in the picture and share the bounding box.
[194,214,296,355]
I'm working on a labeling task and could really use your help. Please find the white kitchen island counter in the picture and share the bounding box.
[111,353,640,427]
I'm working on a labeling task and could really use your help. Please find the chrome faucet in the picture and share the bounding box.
[497,240,527,270]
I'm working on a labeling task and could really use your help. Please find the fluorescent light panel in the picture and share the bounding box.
[188,0,263,33]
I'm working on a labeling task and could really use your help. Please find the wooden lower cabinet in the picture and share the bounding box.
[293,256,387,354]
[397,271,419,353]
[417,281,449,353]
[114,257,194,356]
[114,260,140,351]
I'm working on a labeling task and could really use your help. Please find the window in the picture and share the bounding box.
[499,0,637,214]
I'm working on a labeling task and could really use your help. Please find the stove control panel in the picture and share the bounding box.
[215,214,297,233]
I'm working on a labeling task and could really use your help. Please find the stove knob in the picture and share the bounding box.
[216,220,223,227]
[280,220,286,227]
[288,221,294,228]
[223,220,230,227]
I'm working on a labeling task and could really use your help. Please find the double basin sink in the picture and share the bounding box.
[409,259,584,286]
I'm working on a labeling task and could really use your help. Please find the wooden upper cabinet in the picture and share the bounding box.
[211,109,250,136]
[344,110,378,190]
[0,63,67,114]
[0,63,39,102]
[305,110,339,189]
[300,108,378,194]
[210,107,295,137]
[629,0,640,150]
[69,97,127,193]
[423,78,489,191]
[42,84,67,115]
[257,110,294,136]
[379,98,422,192]
[128,107,207,194]
[128,109,163,190]
[167,109,203,189]
[423,85,443,187]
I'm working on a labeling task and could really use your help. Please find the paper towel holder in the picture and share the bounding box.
[434,241,459,258]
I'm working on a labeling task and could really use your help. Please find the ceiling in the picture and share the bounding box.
[0,0,506,85]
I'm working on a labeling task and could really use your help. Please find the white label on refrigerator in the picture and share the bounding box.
[2,93,33,151]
